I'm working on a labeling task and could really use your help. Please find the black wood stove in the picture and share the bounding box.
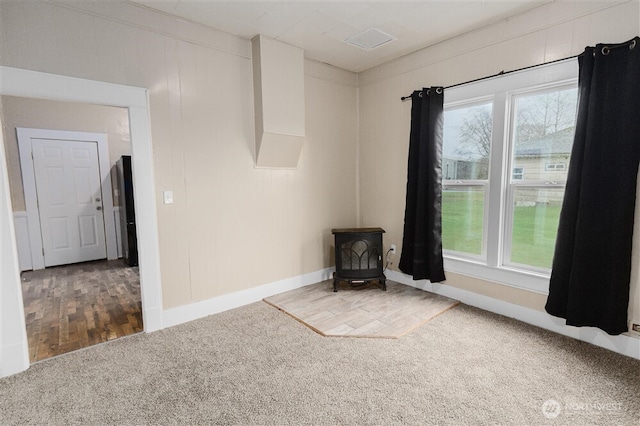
[331,227,386,292]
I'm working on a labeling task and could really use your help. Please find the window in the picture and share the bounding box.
[442,101,493,258]
[505,86,578,271]
[512,167,524,180]
[545,163,566,171]
[441,59,578,292]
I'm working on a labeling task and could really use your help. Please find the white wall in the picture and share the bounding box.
[2,96,131,210]
[0,0,358,310]
[357,1,640,329]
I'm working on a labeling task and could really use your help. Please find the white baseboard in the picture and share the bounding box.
[161,267,335,329]
[386,270,640,360]
[160,266,638,359]
[143,305,163,333]
[1,341,30,378]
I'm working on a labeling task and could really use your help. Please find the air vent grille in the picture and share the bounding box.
[345,28,396,51]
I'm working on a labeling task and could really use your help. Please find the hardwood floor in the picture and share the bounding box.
[21,259,143,363]
[264,280,460,338]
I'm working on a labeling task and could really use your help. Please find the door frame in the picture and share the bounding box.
[17,128,118,270]
[1,66,164,378]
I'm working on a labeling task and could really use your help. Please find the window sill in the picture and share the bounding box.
[443,255,550,295]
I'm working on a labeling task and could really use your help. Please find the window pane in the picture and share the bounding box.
[442,186,485,255]
[512,88,578,182]
[509,187,564,269]
[513,167,524,180]
[443,102,493,180]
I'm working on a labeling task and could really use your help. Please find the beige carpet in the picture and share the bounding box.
[264,280,459,338]
[1,295,639,425]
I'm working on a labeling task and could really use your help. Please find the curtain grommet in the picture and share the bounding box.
[436,87,443,94]
[418,91,423,98]
[630,39,637,50]
[602,46,611,55]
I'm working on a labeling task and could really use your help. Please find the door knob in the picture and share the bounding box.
[96,206,102,211]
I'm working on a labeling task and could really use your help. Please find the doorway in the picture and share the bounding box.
[17,127,119,269]
[8,102,142,361]
[0,66,163,377]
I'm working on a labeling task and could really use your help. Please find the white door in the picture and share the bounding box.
[32,138,107,267]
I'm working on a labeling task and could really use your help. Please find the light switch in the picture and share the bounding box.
[163,190,174,204]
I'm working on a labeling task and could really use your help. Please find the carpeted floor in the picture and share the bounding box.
[1,299,639,425]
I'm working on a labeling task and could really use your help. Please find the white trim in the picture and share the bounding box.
[12,211,32,271]
[1,341,31,378]
[0,117,30,378]
[17,128,118,268]
[386,270,640,360]
[127,101,163,333]
[443,256,550,294]
[0,66,164,377]
[162,268,335,329]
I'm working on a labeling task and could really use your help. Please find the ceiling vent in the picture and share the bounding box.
[345,28,396,51]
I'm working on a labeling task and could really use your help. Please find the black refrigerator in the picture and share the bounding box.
[116,155,138,266]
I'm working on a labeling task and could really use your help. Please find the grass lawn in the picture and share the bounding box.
[442,189,561,269]
[510,202,561,269]
[442,189,484,255]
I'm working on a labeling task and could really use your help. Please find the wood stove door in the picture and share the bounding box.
[335,233,383,279]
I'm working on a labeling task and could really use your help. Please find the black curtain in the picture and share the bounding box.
[399,87,446,282]
[546,37,640,335]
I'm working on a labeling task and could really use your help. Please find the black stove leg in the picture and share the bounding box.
[381,278,387,291]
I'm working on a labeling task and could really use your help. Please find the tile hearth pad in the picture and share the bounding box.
[264,280,460,338]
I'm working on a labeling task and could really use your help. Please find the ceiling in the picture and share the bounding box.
[131,1,552,73]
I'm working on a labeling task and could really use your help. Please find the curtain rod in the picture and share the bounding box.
[400,54,579,101]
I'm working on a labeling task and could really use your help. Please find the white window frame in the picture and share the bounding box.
[502,82,578,274]
[442,59,578,294]
[442,97,494,262]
